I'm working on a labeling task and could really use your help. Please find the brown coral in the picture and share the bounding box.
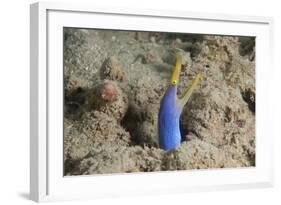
[64,111,132,175]
[100,56,125,82]
[100,82,118,102]
[90,81,128,122]
[162,140,238,170]
[75,145,164,175]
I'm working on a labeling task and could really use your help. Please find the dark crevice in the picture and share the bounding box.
[121,105,142,146]
[64,87,87,120]
[239,37,255,61]
[180,118,189,142]
[241,88,255,113]
[64,157,82,176]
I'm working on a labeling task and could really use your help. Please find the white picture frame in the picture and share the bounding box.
[30,1,274,202]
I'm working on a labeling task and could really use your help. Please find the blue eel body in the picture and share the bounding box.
[159,86,182,151]
[158,53,200,151]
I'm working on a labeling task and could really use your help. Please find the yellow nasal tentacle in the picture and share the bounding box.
[170,53,182,85]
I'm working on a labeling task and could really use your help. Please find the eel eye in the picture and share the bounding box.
[172,80,177,85]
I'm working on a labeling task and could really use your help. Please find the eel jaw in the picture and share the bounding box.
[170,53,201,108]
[177,73,200,108]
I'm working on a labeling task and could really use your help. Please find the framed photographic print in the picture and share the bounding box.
[30,2,274,202]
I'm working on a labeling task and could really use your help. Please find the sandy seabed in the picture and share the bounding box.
[63,28,255,176]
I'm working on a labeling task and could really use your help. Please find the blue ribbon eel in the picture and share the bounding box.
[158,53,200,151]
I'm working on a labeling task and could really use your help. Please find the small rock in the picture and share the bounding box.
[143,50,163,64]
[150,36,156,43]
[185,131,194,141]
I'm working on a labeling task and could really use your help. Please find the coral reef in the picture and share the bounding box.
[63,28,255,175]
